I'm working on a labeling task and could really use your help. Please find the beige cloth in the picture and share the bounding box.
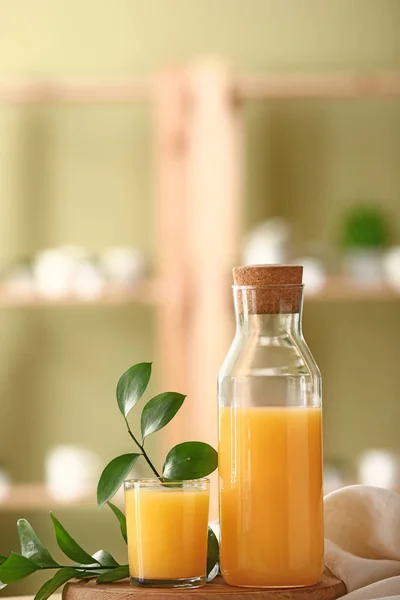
[325,485,400,599]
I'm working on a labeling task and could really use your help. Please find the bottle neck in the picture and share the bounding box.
[232,285,304,337]
[236,312,302,337]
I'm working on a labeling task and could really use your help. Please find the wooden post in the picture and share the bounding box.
[184,62,242,516]
[154,69,189,444]
[154,63,242,517]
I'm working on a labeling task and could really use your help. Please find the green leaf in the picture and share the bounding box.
[141,392,186,440]
[17,519,59,568]
[76,571,104,579]
[91,550,119,568]
[97,453,140,509]
[96,565,129,583]
[206,527,219,582]
[0,552,39,584]
[34,568,81,600]
[107,502,127,543]
[162,442,218,480]
[50,514,94,565]
[117,362,152,417]
[0,558,6,592]
[0,556,7,590]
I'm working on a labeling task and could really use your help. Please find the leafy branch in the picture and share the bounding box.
[0,508,130,600]
[96,362,218,507]
[0,362,219,598]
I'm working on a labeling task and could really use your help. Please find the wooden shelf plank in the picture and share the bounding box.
[305,277,400,302]
[0,70,399,106]
[0,78,153,104]
[0,484,93,511]
[0,278,397,307]
[0,484,125,512]
[0,280,162,308]
[235,71,400,100]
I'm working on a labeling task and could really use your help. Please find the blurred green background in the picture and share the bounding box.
[0,0,399,595]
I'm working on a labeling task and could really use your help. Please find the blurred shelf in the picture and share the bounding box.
[306,277,400,302]
[0,280,162,308]
[234,70,400,100]
[0,70,399,105]
[0,77,153,104]
[0,278,398,307]
[0,484,98,512]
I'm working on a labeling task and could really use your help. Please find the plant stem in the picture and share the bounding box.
[40,565,123,571]
[125,420,161,479]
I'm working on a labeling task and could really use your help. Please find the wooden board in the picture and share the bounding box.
[63,573,346,600]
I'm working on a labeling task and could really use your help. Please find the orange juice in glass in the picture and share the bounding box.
[124,478,209,588]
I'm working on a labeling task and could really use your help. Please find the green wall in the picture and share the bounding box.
[0,1,399,594]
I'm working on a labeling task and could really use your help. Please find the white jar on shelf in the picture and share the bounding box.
[45,445,100,502]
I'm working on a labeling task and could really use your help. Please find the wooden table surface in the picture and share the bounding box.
[1,597,61,600]
[63,574,346,600]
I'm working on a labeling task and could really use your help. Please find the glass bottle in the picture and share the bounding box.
[218,265,323,588]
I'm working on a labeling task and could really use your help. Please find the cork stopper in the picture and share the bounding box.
[232,264,303,314]
[233,265,303,287]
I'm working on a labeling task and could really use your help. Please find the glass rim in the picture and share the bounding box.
[124,477,210,486]
[232,284,304,290]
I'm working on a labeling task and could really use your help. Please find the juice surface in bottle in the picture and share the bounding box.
[218,265,324,588]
